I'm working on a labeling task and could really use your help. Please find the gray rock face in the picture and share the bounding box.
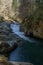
[0,41,18,57]
[0,21,18,57]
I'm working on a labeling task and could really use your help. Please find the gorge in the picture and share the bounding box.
[0,0,43,65]
[0,0,43,39]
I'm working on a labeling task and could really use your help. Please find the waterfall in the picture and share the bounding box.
[11,22,40,43]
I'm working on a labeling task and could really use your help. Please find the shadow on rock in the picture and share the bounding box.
[0,42,18,57]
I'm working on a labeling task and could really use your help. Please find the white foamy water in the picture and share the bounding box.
[10,22,39,43]
[11,23,30,41]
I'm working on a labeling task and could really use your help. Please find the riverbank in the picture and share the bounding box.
[10,61,33,65]
[0,20,43,65]
[20,24,43,40]
[0,60,33,65]
[0,55,33,65]
[0,20,25,58]
[0,20,33,64]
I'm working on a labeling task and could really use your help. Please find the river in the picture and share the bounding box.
[9,22,43,65]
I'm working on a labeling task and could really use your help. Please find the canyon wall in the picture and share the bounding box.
[0,0,43,38]
[0,0,36,21]
[0,0,14,20]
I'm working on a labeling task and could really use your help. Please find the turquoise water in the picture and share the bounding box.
[10,23,43,65]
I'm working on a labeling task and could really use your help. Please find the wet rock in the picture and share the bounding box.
[0,21,19,58]
[0,41,18,57]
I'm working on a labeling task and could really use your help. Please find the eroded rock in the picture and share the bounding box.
[0,21,18,57]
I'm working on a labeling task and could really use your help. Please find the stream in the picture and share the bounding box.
[9,22,43,65]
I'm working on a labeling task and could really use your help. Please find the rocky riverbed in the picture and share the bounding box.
[0,21,24,58]
[0,21,33,65]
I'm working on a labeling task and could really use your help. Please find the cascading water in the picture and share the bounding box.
[10,22,42,43]
[11,22,30,41]
[10,22,43,65]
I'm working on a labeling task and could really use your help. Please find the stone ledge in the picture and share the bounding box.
[10,61,33,65]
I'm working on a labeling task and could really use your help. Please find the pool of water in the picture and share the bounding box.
[10,22,43,65]
[9,40,43,65]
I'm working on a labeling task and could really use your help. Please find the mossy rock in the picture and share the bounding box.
[0,55,8,62]
[0,55,13,65]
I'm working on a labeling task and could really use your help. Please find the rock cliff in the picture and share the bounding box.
[0,0,43,39]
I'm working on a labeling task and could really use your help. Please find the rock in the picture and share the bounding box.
[0,61,13,65]
[9,43,18,52]
[0,55,8,62]
[11,62,33,65]
[0,62,13,65]
[0,21,19,57]
[28,31,33,37]
[0,41,18,57]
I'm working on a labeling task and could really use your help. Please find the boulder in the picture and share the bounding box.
[0,21,18,57]
[0,41,18,57]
